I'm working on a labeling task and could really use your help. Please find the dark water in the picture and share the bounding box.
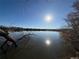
[0,31,75,59]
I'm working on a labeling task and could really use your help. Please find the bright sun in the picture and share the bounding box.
[44,15,53,23]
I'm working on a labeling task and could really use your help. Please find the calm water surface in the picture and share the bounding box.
[0,31,74,59]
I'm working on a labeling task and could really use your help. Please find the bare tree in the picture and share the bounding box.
[60,0,79,54]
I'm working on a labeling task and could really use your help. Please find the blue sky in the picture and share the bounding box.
[0,0,74,29]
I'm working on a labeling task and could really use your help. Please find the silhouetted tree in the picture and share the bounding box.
[62,0,79,52]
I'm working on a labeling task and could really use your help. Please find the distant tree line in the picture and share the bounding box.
[0,25,26,32]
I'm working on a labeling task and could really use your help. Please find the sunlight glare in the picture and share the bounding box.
[44,15,53,23]
[45,38,51,45]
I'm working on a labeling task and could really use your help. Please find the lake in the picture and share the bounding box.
[0,31,75,59]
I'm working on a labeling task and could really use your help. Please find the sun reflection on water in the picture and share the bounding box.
[45,37,51,46]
